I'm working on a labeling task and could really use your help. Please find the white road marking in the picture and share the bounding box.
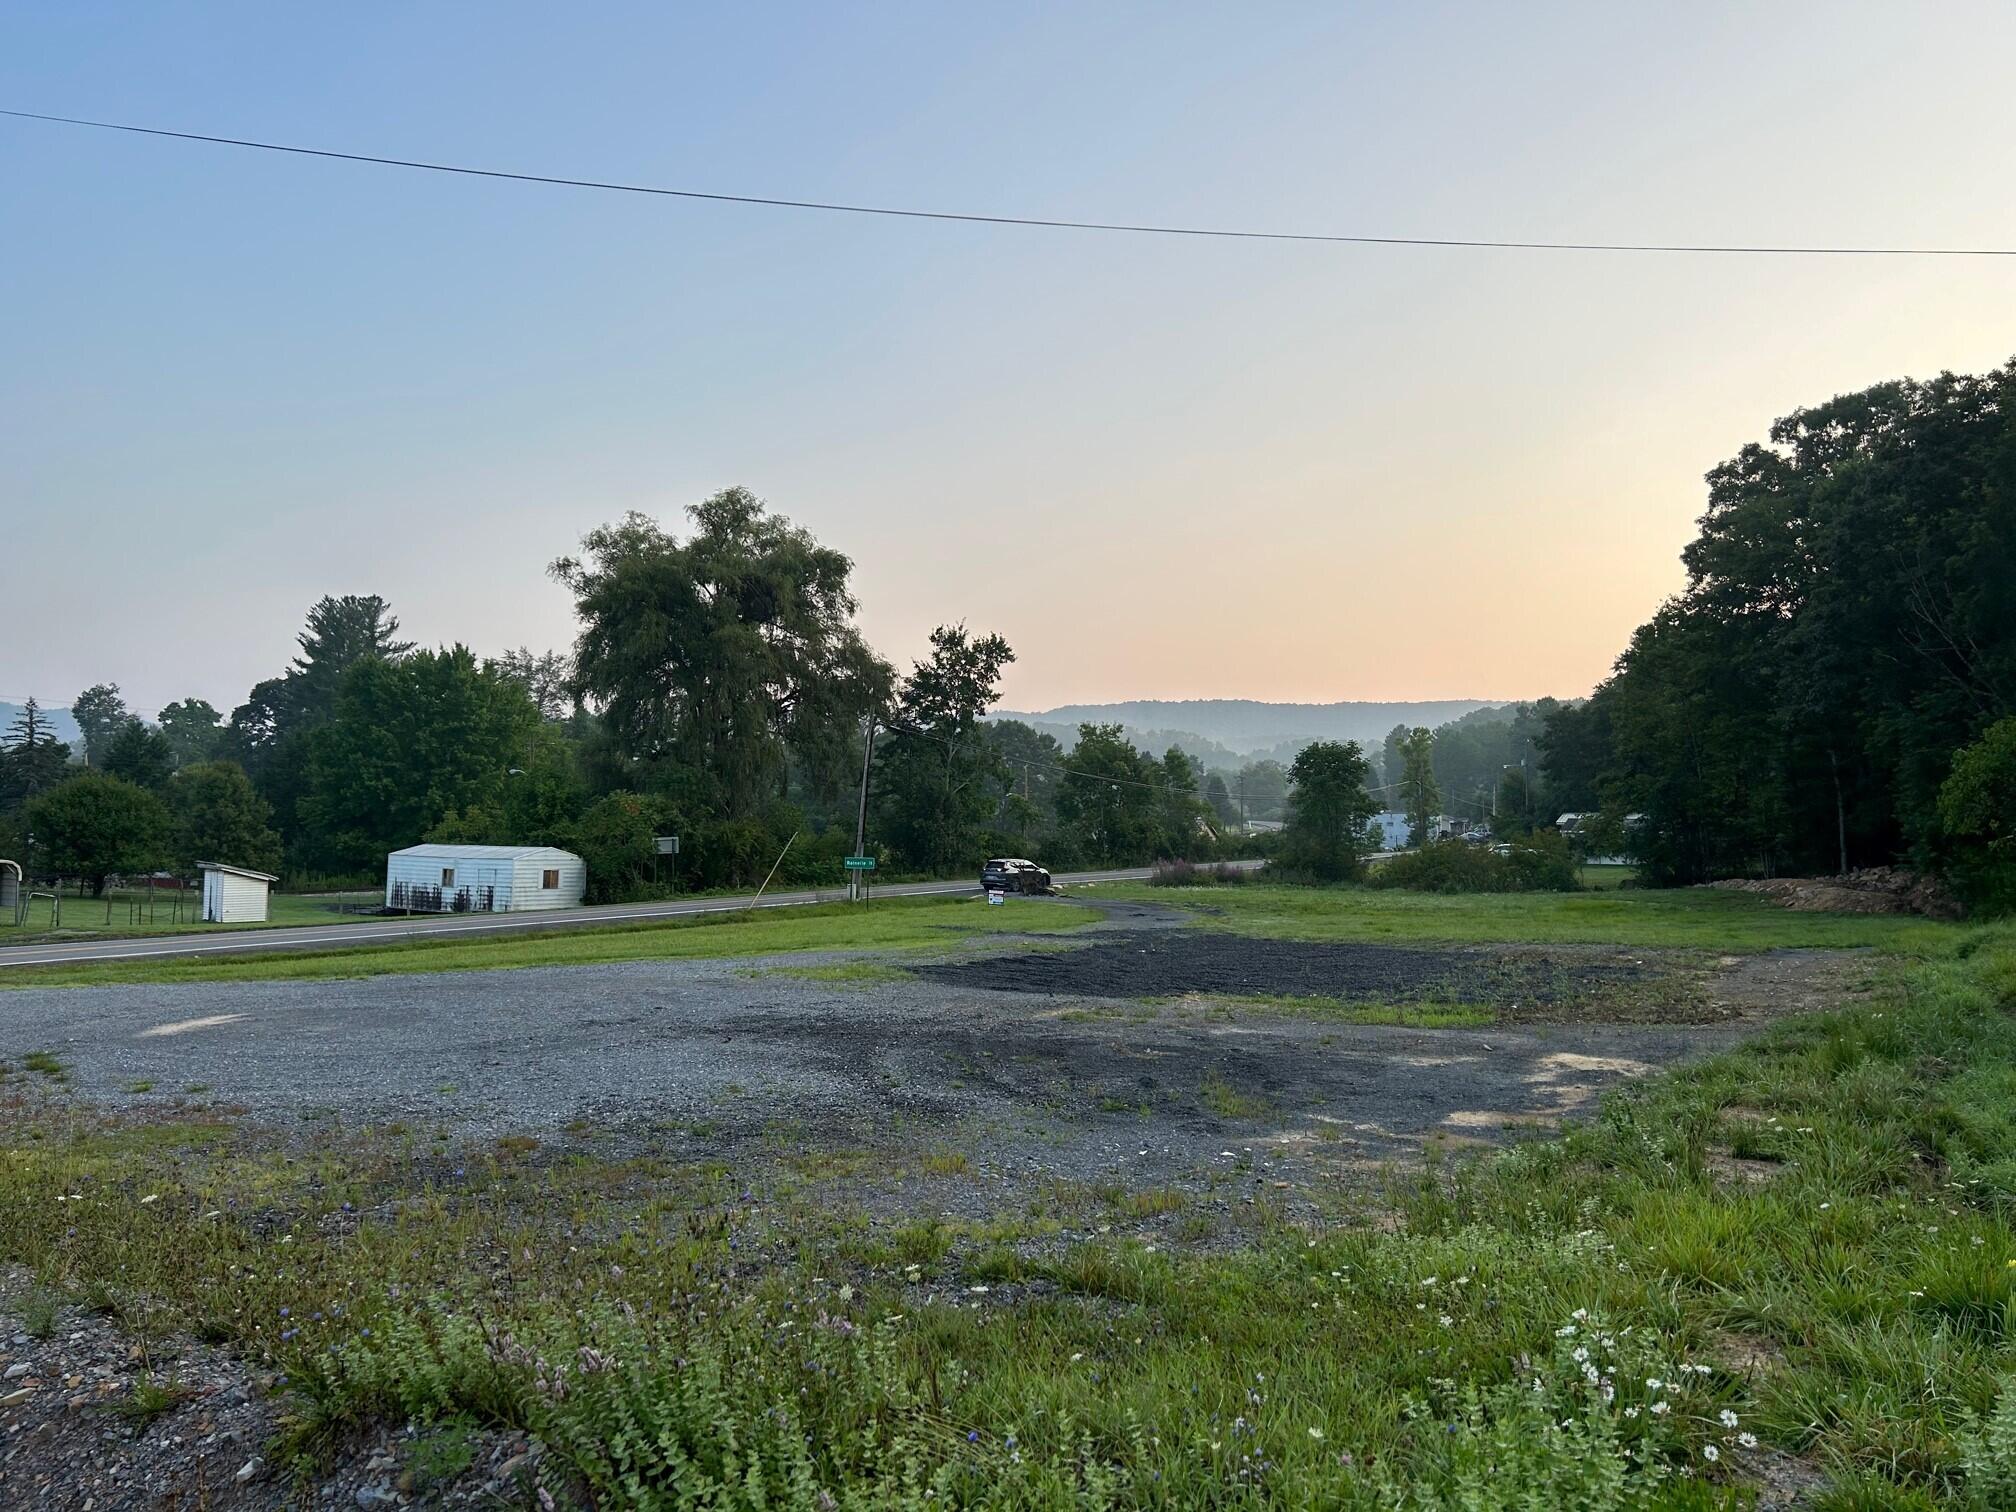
[139,1013,248,1037]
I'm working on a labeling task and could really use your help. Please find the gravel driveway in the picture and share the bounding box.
[0,937,1841,1202]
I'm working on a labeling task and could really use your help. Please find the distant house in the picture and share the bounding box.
[200,861,277,923]
[383,843,586,914]
[1371,812,1411,851]
[1371,812,1470,849]
[1557,812,1644,866]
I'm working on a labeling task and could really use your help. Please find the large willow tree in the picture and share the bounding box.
[553,489,890,818]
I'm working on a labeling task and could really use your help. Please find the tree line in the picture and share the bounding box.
[18,350,1999,911]
[1535,358,2016,908]
[0,488,1229,899]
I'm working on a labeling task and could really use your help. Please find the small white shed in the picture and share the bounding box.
[200,862,277,923]
[383,843,586,914]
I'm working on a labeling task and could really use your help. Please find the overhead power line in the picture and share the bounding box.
[880,713,1205,796]
[6,107,2014,258]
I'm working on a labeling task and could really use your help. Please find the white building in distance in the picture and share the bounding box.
[384,843,586,914]
[200,861,277,923]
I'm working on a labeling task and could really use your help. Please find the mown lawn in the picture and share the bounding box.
[1103,880,1962,952]
[7,920,2016,1505]
[0,886,381,943]
[0,894,1092,989]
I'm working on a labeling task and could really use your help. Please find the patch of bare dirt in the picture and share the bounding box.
[1705,1150,1788,1186]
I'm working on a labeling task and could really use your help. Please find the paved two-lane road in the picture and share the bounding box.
[0,865,1236,969]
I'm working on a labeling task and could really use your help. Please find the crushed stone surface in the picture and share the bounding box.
[0,1271,541,1510]
[0,932,1845,1190]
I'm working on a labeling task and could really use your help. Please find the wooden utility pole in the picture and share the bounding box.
[851,712,877,901]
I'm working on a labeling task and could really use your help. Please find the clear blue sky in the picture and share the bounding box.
[4,3,2014,720]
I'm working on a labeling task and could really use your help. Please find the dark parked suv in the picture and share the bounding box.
[981,857,1052,894]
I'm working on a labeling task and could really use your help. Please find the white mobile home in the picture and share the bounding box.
[200,861,277,923]
[383,844,586,914]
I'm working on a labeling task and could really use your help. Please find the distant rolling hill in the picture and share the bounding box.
[0,700,81,746]
[990,699,1504,761]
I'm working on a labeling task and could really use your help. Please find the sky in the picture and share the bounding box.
[4,3,2014,720]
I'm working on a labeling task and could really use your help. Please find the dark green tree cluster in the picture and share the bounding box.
[1051,725,1214,866]
[554,490,888,818]
[5,488,1242,900]
[873,625,1016,873]
[1396,727,1440,846]
[1539,360,2016,901]
[1228,759,1288,824]
[0,700,71,817]
[1276,740,1379,882]
[1,691,286,894]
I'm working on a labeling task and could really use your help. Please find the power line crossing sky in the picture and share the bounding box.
[3,3,2013,717]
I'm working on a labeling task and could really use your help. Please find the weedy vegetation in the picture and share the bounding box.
[6,912,2016,1505]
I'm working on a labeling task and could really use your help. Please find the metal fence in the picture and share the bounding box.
[387,881,496,914]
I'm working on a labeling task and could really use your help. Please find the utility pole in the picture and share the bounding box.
[851,711,877,902]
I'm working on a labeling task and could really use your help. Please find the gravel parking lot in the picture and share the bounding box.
[0,923,1847,1205]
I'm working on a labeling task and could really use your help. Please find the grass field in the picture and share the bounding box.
[0,893,1093,989]
[0,887,381,942]
[8,915,2016,1504]
[1580,862,1639,889]
[1108,879,1961,952]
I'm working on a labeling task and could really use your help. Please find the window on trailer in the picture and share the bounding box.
[441,867,455,887]
[543,869,559,889]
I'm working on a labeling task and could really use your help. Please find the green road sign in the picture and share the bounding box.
[843,855,877,870]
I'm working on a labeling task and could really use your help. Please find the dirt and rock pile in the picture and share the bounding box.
[1704,866,1962,920]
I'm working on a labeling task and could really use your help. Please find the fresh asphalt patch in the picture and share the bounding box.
[916,929,1672,1020]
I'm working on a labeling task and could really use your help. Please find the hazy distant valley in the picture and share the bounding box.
[990,698,1505,770]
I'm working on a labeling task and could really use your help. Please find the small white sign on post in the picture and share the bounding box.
[654,836,680,855]
[986,889,1006,906]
